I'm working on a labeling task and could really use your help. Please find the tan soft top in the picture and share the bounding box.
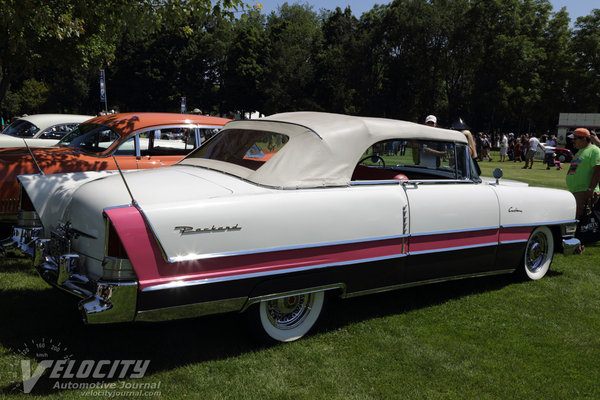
[180,111,467,188]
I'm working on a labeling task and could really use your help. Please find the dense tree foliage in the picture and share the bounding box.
[1,0,598,135]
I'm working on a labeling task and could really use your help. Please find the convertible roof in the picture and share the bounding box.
[182,111,468,188]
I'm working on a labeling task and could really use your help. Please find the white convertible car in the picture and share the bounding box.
[0,114,93,148]
[7,112,579,342]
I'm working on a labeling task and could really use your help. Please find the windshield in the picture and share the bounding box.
[1,120,39,138]
[57,123,120,153]
[185,129,289,171]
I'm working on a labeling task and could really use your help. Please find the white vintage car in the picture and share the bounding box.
[0,114,93,148]
[7,112,579,342]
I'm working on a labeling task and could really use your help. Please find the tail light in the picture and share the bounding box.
[103,217,136,281]
[17,184,41,228]
[105,218,128,259]
[19,185,35,212]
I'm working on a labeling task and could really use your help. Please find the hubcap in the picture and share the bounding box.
[526,232,548,273]
[265,294,314,330]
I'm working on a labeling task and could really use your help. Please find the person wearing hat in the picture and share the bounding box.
[424,115,437,127]
[566,127,600,252]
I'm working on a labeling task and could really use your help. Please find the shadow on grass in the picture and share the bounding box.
[0,271,548,395]
[0,257,40,275]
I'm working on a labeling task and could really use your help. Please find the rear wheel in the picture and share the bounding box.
[256,291,325,342]
[520,226,554,280]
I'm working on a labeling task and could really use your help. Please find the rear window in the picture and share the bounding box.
[1,120,38,138]
[186,129,289,171]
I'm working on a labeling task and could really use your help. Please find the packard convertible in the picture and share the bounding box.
[8,112,579,342]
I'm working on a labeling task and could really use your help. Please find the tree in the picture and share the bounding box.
[0,0,248,114]
[260,3,322,114]
[313,7,360,114]
[220,11,267,117]
[569,9,600,113]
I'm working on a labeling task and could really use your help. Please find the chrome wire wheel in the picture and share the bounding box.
[522,226,554,280]
[259,291,325,342]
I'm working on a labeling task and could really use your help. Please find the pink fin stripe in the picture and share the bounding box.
[104,206,163,287]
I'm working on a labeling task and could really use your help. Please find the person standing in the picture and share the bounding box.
[544,136,557,169]
[500,133,508,162]
[566,128,600,253]
[523,134,543,169]
[481,134,492,161]
[425,115,437,127]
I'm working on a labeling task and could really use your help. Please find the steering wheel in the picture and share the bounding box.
[358,155,386,169]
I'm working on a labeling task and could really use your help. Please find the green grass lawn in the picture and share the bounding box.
[1,156,599,399]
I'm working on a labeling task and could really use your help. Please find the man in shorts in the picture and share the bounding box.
[523,133,543,169]
[566,128,600,253]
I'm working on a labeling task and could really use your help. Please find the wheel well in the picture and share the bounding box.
[549,225,562,251]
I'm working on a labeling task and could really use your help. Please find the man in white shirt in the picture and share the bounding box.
[523,134,544,169]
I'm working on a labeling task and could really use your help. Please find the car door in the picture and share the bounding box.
[403,181,500,283]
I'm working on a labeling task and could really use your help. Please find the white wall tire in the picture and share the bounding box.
[258,291,325,342]
[521,226,554,280]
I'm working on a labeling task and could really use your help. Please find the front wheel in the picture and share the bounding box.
[257,291,325,342]
[519,226,554,280]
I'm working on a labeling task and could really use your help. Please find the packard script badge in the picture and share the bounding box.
[175,224,241,234]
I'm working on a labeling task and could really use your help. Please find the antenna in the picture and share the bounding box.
[112,156,138,207]
[23,139,44,175]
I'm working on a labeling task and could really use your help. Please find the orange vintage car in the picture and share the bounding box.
[0,112,230,228]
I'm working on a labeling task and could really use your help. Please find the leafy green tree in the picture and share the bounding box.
[220,11,267,117]
[0,0,248,114]
[313,7,360,114]
[569,9,600,113]
[533,7,573,131]
[260,3,322,114]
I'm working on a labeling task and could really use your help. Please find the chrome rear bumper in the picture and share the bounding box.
[562,237,580,256]
[34,239,138,324]
[1,226,43,257]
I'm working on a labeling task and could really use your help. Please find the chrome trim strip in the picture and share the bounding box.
[499,239,529,245]
[410,226,499,237]
[166,233,410,263]
[408,242,497,255]
[103,204,133,212]
[342,269,516,299]
[350,180,401,186]
[142,253,409,292]
[241,284,346,312]
[350,179,473,186]
[135,297,247,322]
[501,219,578,228]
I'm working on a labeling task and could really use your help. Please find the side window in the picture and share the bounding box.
[353,139,464,181]
[40,123,78,139]
[114,136,136,156]
[199,128,220,144]
[71,128,119,152]
[140,128,197,156]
